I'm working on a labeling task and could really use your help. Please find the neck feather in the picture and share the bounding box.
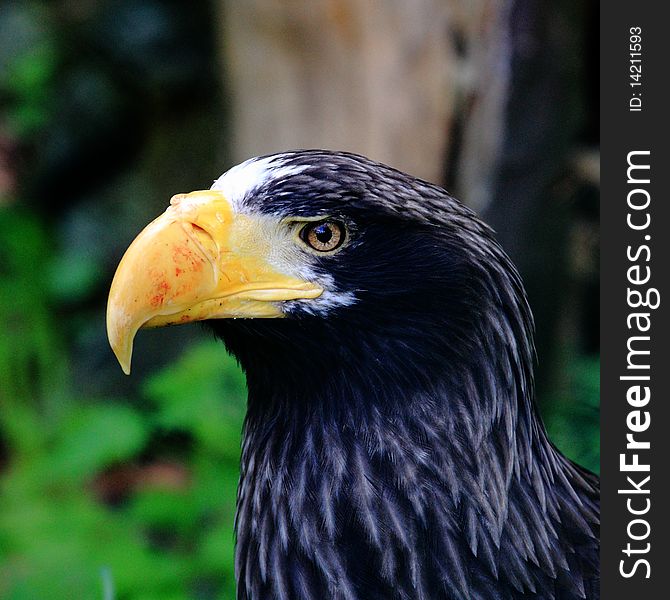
[232,319,598,600]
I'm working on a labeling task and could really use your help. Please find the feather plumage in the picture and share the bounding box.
[208,150,599,600]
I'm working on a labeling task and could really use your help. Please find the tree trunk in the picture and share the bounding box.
[217,0,510,186]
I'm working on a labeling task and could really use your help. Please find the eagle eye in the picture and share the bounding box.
[300,220,345,252]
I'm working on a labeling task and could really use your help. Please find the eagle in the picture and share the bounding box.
[107,150,599,600]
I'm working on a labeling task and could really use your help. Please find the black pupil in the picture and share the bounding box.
[314,223,333,244]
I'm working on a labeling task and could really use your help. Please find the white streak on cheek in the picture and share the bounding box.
[312,290,357,311]
[284,273,357,315]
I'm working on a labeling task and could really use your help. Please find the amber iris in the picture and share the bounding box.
[301,220,345,252]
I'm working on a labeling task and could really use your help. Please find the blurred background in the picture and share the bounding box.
[0,1,598,598]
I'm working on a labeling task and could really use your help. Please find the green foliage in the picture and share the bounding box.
[544,356,600,474]
[1,208,246,598]
[0,339,246,599]
[0,3,59,136]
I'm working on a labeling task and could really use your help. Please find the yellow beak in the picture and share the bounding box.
[106,190,323,374]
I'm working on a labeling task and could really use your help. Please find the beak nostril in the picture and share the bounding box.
[182,222,217,262]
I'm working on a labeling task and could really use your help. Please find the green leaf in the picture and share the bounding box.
[144,341,246,456]
[46,404,149,481]
[47,251,103,302]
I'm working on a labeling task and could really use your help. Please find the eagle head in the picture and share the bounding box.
[107,150,533,400]
[106,150,598,600]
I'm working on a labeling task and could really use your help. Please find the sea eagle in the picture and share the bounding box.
[107,150,599,600]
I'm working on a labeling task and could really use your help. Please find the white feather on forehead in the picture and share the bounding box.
[210,155,307,211]
[208,154,356,314]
